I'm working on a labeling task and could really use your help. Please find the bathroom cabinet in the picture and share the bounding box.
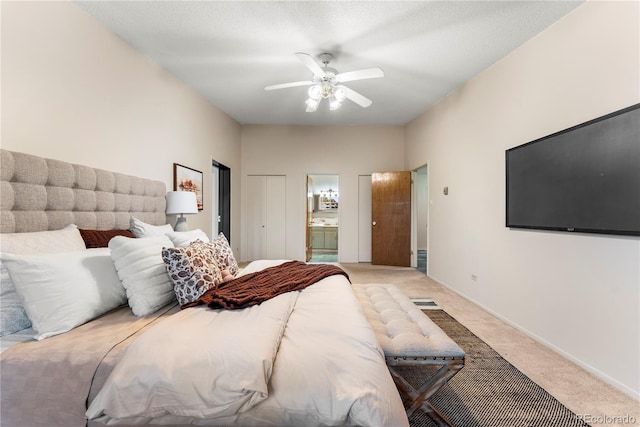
[311,226,338,250]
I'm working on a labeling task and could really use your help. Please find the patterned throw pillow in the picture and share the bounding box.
[162,240,224,306]
[210,233,239,276]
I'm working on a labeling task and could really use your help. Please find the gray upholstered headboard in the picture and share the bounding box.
[0,149,166,233]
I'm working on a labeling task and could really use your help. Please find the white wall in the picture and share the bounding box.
[405,1,639,398]
[416,170,428,250]
[241,125,404,262]
[1,1,242,249]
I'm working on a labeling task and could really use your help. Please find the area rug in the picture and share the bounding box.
[398,310,591,427]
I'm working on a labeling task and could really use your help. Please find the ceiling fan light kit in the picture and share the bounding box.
[265,52,383,113]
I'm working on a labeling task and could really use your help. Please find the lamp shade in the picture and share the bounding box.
[166,191,198,215]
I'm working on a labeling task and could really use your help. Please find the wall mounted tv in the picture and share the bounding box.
[506,103,640,237]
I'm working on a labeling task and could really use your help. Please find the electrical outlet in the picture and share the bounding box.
[471,274,478,282]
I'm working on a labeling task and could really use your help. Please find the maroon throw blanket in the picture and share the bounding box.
[184,261,350,310]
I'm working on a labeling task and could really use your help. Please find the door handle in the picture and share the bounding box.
[372,221,377,226]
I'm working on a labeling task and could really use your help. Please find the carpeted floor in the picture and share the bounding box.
[338,263,638,426]
[402,310,591,427]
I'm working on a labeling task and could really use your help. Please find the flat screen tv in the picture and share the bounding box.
[506,103,640,237]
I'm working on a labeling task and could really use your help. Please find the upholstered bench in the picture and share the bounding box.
[352,283,465,427]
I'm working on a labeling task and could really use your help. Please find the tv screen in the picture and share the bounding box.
[506,103,640,237]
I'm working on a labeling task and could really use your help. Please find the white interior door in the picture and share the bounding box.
[246,175,286,260]
[358,175,372,262]
[265,175,286,259]
[246,175,266,260]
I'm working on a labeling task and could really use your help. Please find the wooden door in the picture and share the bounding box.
[371,171,411,266]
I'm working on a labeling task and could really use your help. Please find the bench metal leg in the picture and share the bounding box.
[388,359,464,427]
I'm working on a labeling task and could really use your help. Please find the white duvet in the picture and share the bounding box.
[87,260,409,427]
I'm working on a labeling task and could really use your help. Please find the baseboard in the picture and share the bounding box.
[427,274,640,401]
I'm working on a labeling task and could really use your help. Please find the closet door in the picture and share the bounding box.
[246,176,266,260]
[358,175,372,262]
[265,175,286,259]
[246,175,286,260]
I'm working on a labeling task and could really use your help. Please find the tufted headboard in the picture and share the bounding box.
[0,149,166,233]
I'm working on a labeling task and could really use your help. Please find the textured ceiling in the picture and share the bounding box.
[74,1,583,126]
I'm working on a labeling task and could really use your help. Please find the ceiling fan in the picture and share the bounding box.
[265,52,384,112]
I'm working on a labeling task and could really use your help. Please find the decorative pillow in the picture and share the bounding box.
[210,232,239,276]
[109,235,176,316]
[0,224,86,336]
[165,229,210,248]
[80,229,135,248]
[129,216,174,238]
[162,240,224,306]
[2,248,126,340]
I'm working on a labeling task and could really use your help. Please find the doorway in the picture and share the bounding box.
[358,175,372,262]
[414,165,428,274]
[212,161,231,242]
[306,174,339,263]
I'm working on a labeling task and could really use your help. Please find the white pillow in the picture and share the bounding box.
[0,225,86,336]
[109,235,176,316]
[2,248,126,340]
[129,216,173,238]
[165,229,210,248]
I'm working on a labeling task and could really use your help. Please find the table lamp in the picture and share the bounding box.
[166,191,198,231]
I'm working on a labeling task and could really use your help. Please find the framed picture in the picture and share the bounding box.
[173,163,203,211]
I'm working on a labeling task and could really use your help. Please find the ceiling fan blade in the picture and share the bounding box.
[295,52,326,78]
[336,67,384,83]
[264,81,313,91]
[342,86,373,108]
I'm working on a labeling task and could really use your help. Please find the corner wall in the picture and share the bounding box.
[1,1,242,248]
[405,1,639,397]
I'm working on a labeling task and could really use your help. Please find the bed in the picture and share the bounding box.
[0,149,408,427]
